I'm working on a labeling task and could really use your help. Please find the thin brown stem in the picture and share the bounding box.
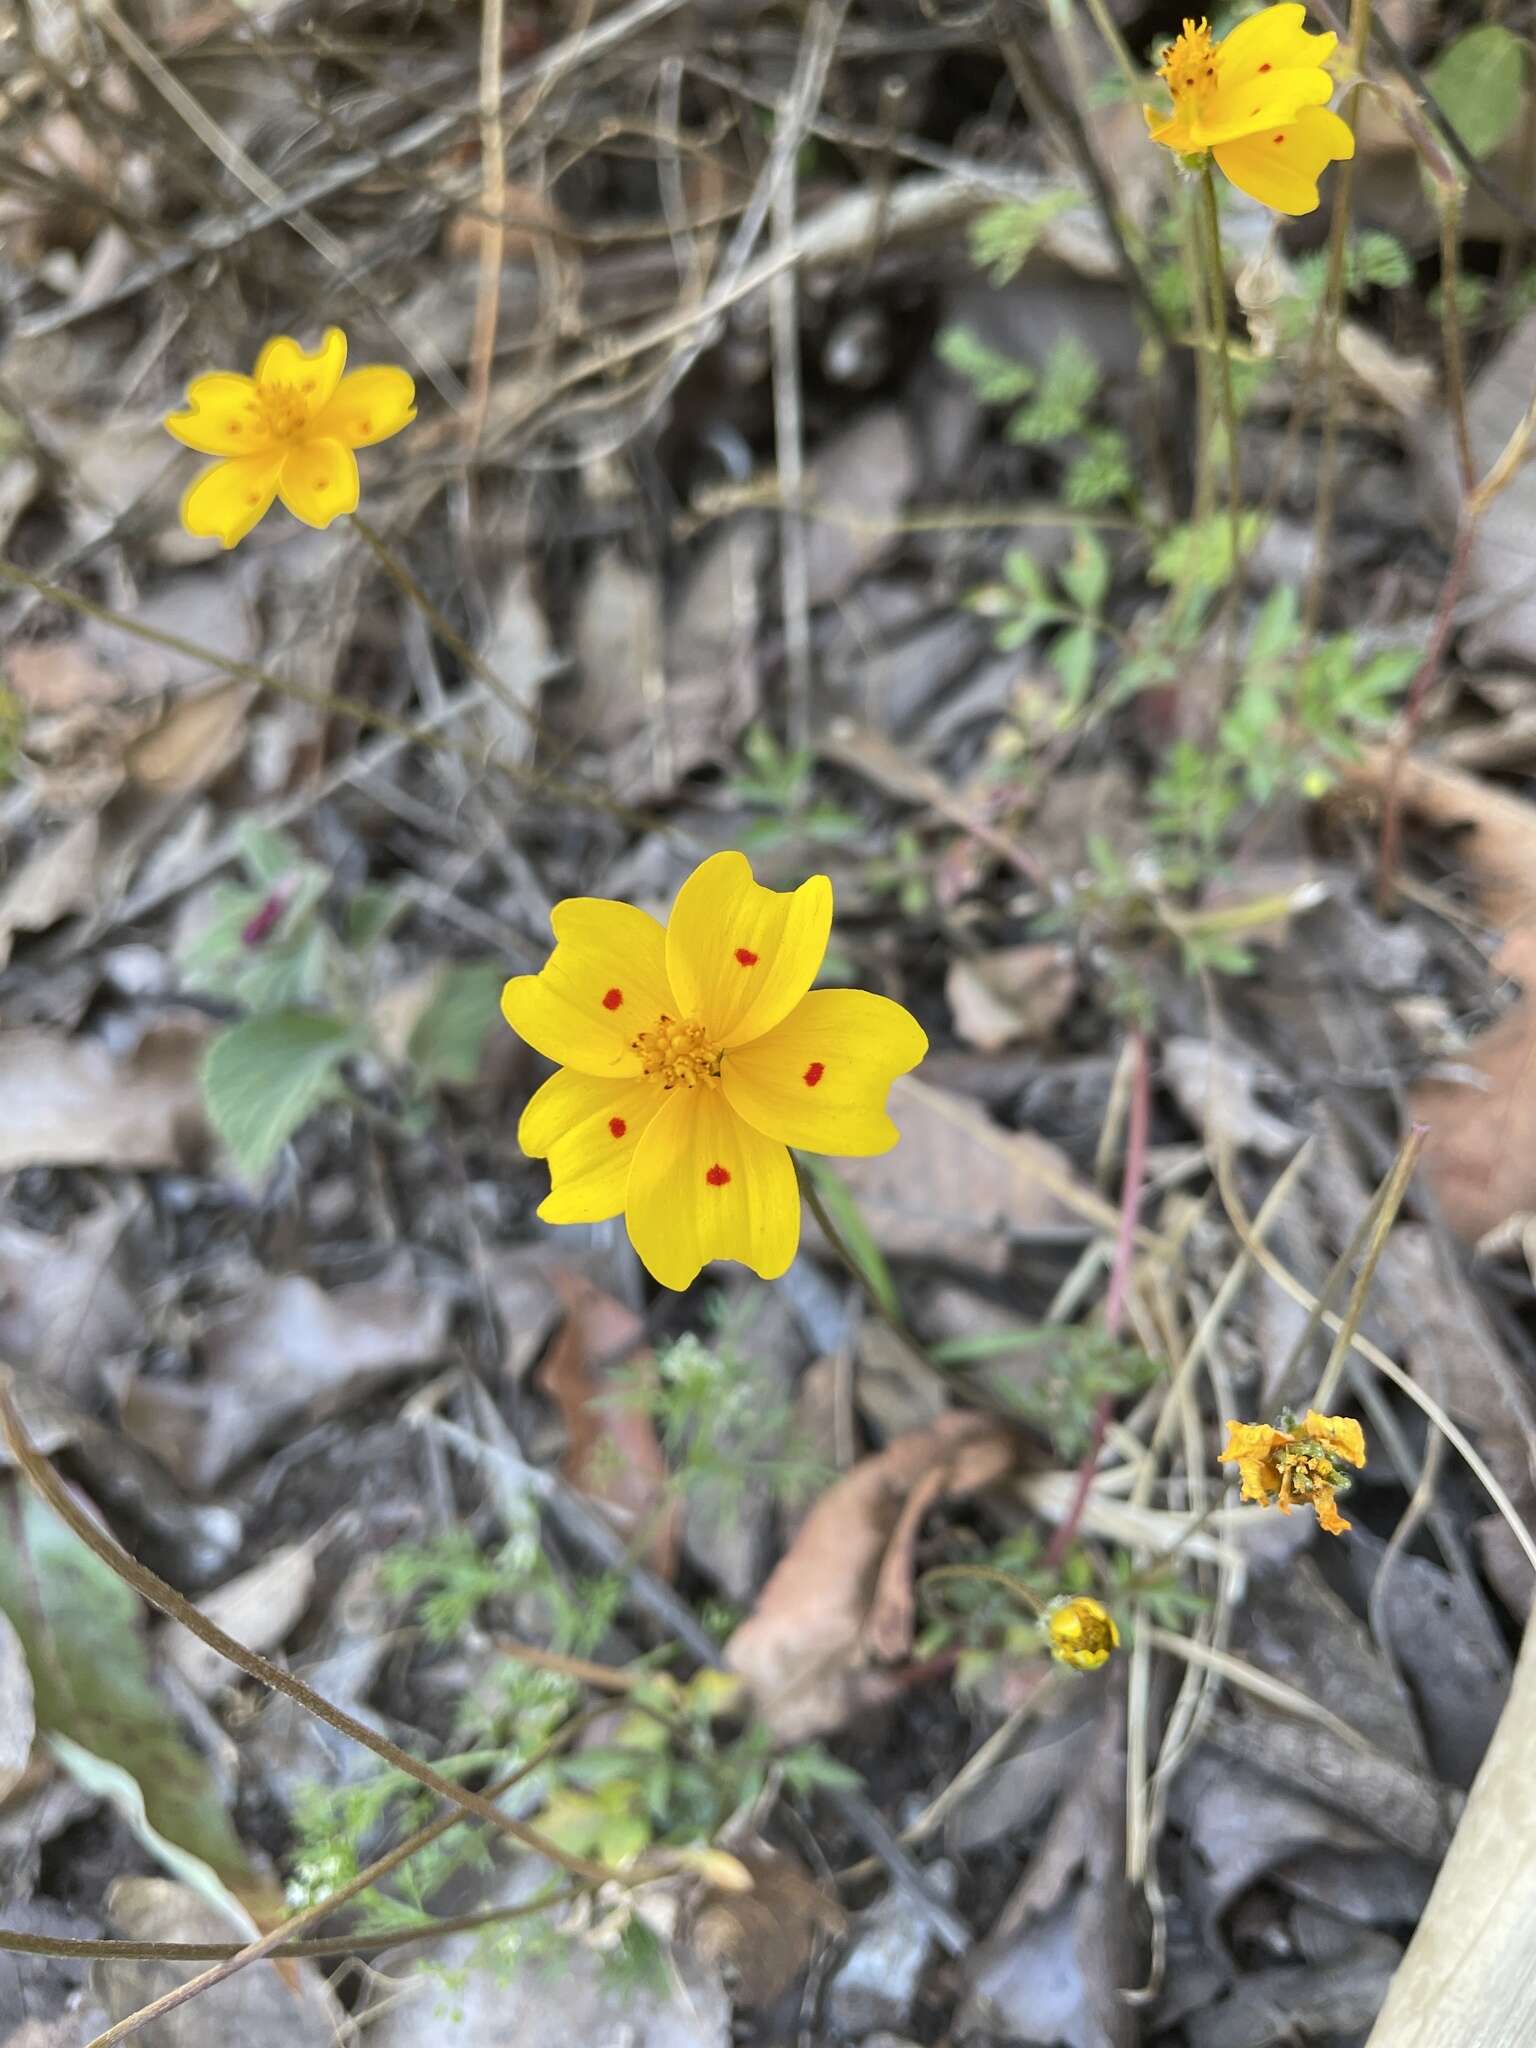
[0,1372,618,1890]
[1311,1125,1426,1411]
[1438,182,1476,495]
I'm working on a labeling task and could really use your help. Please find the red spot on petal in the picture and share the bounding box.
[609,1117,627,1139]
[602,987,623,1010]
[803,1061,825,1088]
[735,947,758,966]
[1258,60,1271,70]
[1274,132,1284,142]
[705,1163,731,1187]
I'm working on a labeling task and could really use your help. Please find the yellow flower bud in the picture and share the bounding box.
[1045,1596,1120,1672]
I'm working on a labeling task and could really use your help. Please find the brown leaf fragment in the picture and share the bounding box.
[945,944,1078,1051]
[539,1269,680,1580]
[0,815,100,967]
[120,1258,447,1489]
[0,1022,209,1173]
[725,1411,1019,1740]
[828,1076,1092,1275]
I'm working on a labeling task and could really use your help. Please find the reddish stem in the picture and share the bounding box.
[1043,1028,1151,1570]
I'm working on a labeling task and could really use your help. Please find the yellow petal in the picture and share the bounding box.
[1198,63,1334,145]
[253,326,348,417]
[1217,3,1337,91]
[277,438,360,528]
[501,897,673,1078]
[665,852,832,1050]
[1212,106,1353,215]
[625,1089,799,1290]
[310,365,417,448]
[518,1066,665,1224]
[721,989,927,1156]
[1313,1489,1351,1536]
[180,452,285,549]
[1303,1411,1366,1468]
[164,372,271,456]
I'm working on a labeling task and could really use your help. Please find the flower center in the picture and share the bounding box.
[1159,16,1219,117]
[256,382,312,441]
[633,1014,721,1090]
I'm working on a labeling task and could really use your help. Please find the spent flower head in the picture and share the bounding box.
[1045,1595,1120,1672]
[164,326,415,548]
[1145,4,1354,216]
[501,851,927,1290]
[1221,1409,1366,1535]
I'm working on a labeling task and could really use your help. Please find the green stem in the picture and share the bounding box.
[1197,163,1243,592]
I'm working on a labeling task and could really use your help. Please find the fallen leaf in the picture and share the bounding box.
[685,1843,846,2007]
[7,638,126,713]
[121,1257,448,1489]
[566,546,663,749]
[725,1411,1019,1740]
[0,1207,144,1399]
[803,408,918,607]
[0,1488,271,1916]
[0,814,100,966]
[1417,309,1536,668]
[160,1537,321,1697]
[125,681,253,793]
[1346,750,1536,1240]
[539,1269,679,1580]
[1163,1036,1305,1161]
[96,1879,343,2047]
[0,1022,209,1173]
[828,1075,1096,1274]
[0,1608,34,1801]
[945,943,1078,1051]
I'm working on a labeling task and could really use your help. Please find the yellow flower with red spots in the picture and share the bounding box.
[164,327,415,548]
[1046,1596,1120,1672]
[1145,5,1354,216]
[501,852,927,1291]
[1221,1409,1366,1534]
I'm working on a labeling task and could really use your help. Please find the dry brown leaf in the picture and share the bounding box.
[0,1207,144,1398]
[828,1075,1094,1274]
[725,1411,1019,1740]
[0,1022,209,1174]
[120,1257,448,1489]
[945,944,1077,1052]
[7,639,127,713]
[539,1269,679,1580]
[126,681,253,793]
[0,814,100,967]
[1347,752,1536,1239]
[685,1844,846,2006]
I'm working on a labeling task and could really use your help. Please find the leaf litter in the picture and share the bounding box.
[4,4,1536,2043]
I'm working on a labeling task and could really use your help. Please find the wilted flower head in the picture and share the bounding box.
[1222,1409,1366,1534]
[164,326,415,548]
[1145,5,1354,216]
[501,851,927,1291]
[1045,1595,1120,1672]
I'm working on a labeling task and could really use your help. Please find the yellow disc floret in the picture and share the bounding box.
[633,1015,722,1091]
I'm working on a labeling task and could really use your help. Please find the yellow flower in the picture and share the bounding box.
[1220,1409,1366,1534]
[164,327,415,548]
[1046,1596,1120,1672]
[502,851,927,1291]
[1145,5,1355,216]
